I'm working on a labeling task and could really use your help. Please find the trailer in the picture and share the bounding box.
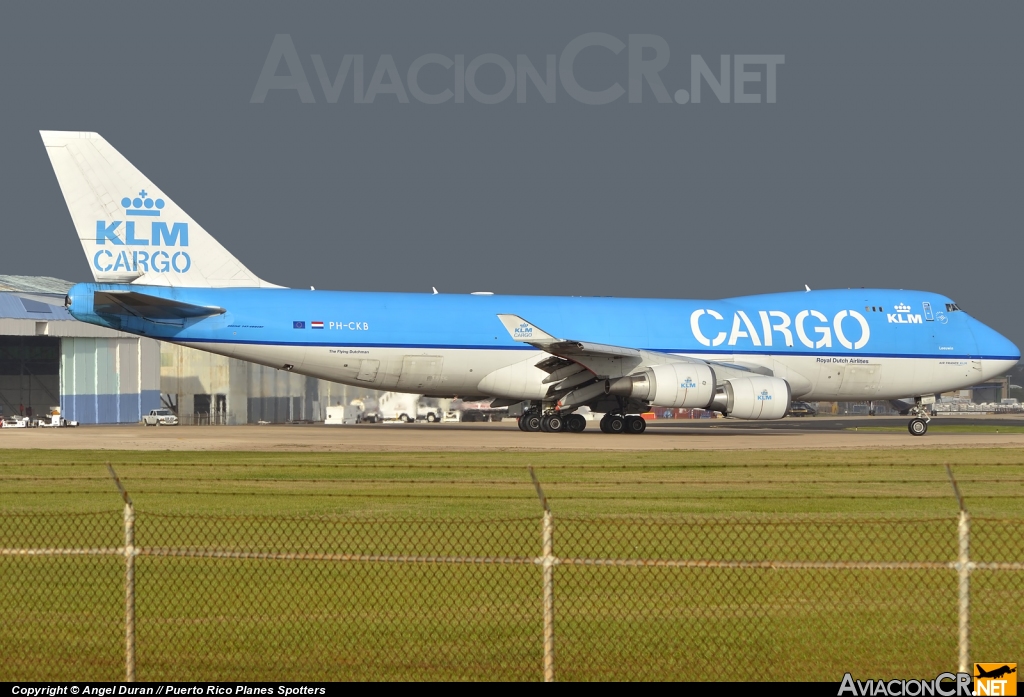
[1,416,32,428]
[325,405,362,425]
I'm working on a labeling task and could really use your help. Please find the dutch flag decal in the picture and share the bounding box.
[311,321,324,329]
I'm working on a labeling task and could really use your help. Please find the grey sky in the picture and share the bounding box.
[2,2,1022,347]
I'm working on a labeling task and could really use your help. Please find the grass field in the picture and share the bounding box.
[1,447,1022,681]
[3,447,1024,517]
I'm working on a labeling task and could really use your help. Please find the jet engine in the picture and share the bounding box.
[606,362,716,408]
[710,375,791,420]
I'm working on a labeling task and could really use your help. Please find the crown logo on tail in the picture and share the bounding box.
[121,190,165,217]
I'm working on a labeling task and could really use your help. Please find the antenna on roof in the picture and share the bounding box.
[432,287,438,295]
[804,284,811,292]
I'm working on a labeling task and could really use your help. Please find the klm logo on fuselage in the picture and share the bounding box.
[92,191,191,274]
[888,303,922,325]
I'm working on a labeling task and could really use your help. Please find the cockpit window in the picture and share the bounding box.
[945,303,962,312]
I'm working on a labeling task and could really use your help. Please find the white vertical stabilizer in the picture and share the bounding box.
[41,130,275,288]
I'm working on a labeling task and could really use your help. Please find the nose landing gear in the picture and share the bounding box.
[906,399,933,436]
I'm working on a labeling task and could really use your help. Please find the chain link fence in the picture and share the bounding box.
[1,476,1022,681]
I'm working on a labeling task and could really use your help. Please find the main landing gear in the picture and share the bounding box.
[517,408,589,433]
[517,407,647,434]
[599,413,647,434]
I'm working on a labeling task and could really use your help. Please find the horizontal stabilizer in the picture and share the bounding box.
[94,291,225,321]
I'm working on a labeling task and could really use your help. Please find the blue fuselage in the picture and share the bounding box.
[67,284,1019,401]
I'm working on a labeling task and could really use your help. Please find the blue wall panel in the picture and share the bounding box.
[141,389,160,417]
[60,392,145,424]
[59,336,159,424]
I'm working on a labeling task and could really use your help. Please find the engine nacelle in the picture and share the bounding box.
[608,362,716,408]
[716,375,791,420]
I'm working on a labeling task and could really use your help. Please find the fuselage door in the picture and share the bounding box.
[816,363,845,397]
[837,364,883,398]
[396,355,444,391]
[356,359,380,382]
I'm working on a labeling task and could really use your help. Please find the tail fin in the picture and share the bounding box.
[41,131,275,288]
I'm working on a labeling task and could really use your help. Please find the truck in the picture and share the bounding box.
[370,392,421,423]
[143,408,179,426]
[358,393,448,423]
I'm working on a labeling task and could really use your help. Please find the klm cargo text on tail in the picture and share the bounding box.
[92,191,191,275]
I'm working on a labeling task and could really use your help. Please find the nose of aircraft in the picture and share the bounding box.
[968,316,1020,380]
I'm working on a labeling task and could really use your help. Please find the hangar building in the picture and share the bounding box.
[0,276,376,424]
[0,275,160,423]
[160,342,370,425]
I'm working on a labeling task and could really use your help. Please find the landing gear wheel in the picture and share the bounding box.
[908,418,928,436]
[602,414,625,434]
[566,414,587,433]
[541,414,564,432]
[517,415,528,431]
[522,413,543,432]
[625,415,647,434]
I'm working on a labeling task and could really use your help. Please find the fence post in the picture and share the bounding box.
[529,467,555,683]
[946,465,970,674]
[108,464,136,682]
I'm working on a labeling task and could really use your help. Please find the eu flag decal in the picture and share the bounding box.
[293,321,305,329]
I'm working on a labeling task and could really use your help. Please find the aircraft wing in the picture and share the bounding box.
[497,314,650,377]
[500,313,746,380]
[497,313,767,385]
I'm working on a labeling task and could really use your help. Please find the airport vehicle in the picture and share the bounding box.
[458,399,507,422]
[42,132,1020,436]
[142,409,179,426]
[787,401,817,417]
[38,407,79,428]
[1,416,32,428]
[419,406,442,423]
[325,405,362,425]
[375,392,419,423]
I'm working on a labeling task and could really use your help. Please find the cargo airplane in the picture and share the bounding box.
[41,131,1020,435]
